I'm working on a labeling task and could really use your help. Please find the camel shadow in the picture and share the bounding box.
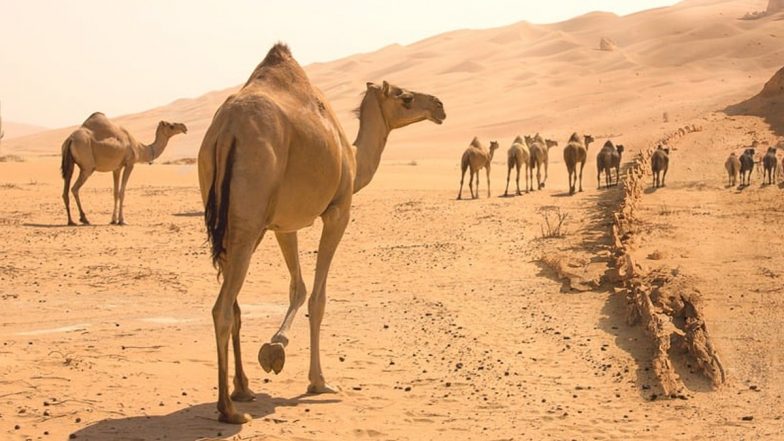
[550,191,574,198]
[23,223,97,229]
[173,210,204,217]
[71,393,340,441]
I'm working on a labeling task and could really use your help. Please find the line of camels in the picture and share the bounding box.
[725,140,784,187]
[457,133,627,198]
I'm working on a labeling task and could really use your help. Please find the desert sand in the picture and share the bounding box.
[1,0,784,440]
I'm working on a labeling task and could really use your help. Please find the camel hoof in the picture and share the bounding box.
[218,411,252,425]
[231,388,256,402]
[110,220,117,225]
[307,383,338,394]
[258,342,285,374]
[117,220,127,226]
[79,218,90,225]
[67,221,77,226]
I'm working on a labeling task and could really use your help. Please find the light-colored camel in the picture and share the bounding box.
[651,145,670,188]
[504,136,530,196]
[725,152,740,187]
[458,137,499,199]
[563,132,595,195]
[596,140,624,189]
[527,134,557,190]
[763,146,778,185]
[61,113,187,225]
[739,148,755,187]
[198,44,445,424]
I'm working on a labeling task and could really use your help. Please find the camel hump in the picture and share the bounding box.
[470,136,481,147]
[568,132,581,143]
[261,43,293,66]
[513,135,523,144]
[244,42,308,89]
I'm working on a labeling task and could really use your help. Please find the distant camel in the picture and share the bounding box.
[725,153,740,187]
[739,148,755,187]
[527,134,557,190]
[199,44,445,424]
[563,133,595,195]
[651,145,670,188]
[458,137,499,199]
[504,136,530,196]
[596,141,624,189]
[61,113,187,225]
[762,147,778,185]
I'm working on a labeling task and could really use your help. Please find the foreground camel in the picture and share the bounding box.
[563,133,595,195]
[762,146,778,185]
[198,44,445,424]
[61,113,187,225]
[739,148,755,187]
[504,136,530,196]
[527,134,557,190]
[458,137,499,199]
[596,140,624,188]
[725,153,740,187]
[651,145,670,188]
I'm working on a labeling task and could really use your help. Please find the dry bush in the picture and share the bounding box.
[538,206,568,239]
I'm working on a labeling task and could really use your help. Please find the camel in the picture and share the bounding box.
[527,134,557,190]
[458,137,499,199]
[739,148,755,187]
[504,136,530,196]
[596,141,624,188]
[198,44,445,424]
[60,113,187,225]
[725,153,740,187]
[562,133,595,195]
[762,146,778,185]
[651,145,670,188]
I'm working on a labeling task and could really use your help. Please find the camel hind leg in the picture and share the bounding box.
[535,162,542,190]
[468,169,475,199]
[458,161,468,200]
[504,162,513,197]
[578,160,586,192]
[62,164,76,226]
[516,162,522,195]
[71,167,94,224]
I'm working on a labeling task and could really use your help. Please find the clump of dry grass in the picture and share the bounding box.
[538,206,568,239]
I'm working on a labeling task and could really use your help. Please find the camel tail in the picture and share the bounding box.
[60,138,74,181]
[205,137,237,275]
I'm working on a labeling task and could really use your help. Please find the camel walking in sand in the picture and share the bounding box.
[458,137,499,199]
[563,133,594,195]
[739,148,755,187]
[504,136,530,196]
[651,145,670,188]
[725,153,740,187]
[527,134,557,190]
[762,147,778,185]
[198,44,445,424]
[596,140,624,189]
[61,113,187,225]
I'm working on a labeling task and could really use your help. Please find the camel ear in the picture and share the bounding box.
[366,82,376,90]
[382,81,391,97]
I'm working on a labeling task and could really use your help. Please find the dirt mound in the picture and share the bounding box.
[725,65,784,135]
[599,37,617,51]
[759,65,784,98]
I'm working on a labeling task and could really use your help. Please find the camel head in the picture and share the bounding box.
[366,81,446,129]
[767,146,777,154]
[545,139,558,149]
[524,135,534,145]
[157,121,188,138]
[616,144,625,154]
[489,141,500,152]
[584,134,595,148]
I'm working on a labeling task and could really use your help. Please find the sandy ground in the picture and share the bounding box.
[1,111,783,440]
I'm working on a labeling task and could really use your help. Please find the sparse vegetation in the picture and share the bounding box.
[538,206,568,238]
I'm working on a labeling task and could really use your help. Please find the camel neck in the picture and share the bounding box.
[135,130,170,164]
[352,91,391,193]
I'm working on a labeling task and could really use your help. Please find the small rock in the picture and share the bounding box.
[742,416,754,421]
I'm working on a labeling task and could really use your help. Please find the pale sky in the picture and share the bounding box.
[0,1,678,127]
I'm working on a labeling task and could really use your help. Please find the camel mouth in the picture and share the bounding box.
[430,115,446,125]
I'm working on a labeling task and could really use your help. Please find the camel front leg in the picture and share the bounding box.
[468,170,475,199]
[230,301,255,402]
[458,168,467,200]
[117,164,134,225]
[504,165,512,197]
[213,240,256,424]
[485,166,491,198]
[307,205,350,394]
[258,232,307,375]
[111,169,121,224]
[71,167,94,224]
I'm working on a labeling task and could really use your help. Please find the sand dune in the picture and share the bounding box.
[5,0,783,162]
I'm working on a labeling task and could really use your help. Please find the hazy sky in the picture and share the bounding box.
[0,1,678,127]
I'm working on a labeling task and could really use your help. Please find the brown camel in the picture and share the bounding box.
[527,134,557,190]
[739,148,755,187]
[458,137,499,199]
[596,140,624,189]
[651,145,670,188]
[563,132,595,195]
[763,146,778,185]
[504,136,530,196]
[61,113,187,225]
[725,153,740,187]
[198,44,445,424]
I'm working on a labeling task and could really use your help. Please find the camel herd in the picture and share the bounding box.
[724,140,784,188]
[457,133,634,198]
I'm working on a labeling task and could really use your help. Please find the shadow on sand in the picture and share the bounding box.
[71,393,341,441]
